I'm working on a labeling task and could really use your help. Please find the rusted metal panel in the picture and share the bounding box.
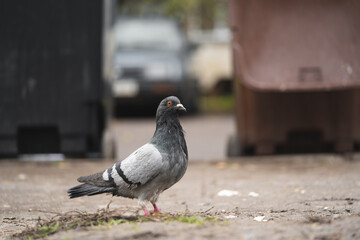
[235,85,360,154]
[229,0,360,92]
[229,0,360,154]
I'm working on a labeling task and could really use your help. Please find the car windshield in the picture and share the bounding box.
[114,19,184,51]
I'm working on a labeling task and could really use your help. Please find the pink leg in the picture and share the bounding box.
[142,206,151,217]
[152,203,163,215]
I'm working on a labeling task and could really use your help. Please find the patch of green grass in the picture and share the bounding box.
[201,94,234,113]
[94,217,132,230]
[107,218,127,225]
[23,217,136,239]
[36,221,60,238]
[17,210,224,239]
[166,215,204,226]
[204,216,222,223]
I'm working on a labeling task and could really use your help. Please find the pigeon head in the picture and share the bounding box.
[156,96,186,119]
[152,96,187,157]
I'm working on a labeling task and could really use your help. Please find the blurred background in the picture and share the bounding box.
[0,0,359,160]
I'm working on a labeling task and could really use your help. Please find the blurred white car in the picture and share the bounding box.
[189,28,233,95]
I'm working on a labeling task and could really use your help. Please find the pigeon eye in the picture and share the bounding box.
[167,101,172,106]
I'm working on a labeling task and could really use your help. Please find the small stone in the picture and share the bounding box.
[248,192,259,197]
[254,216,265,222]
[18,173,27,180]
[217,190,239,197]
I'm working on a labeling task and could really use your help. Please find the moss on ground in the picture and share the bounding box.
[15,209,224,240]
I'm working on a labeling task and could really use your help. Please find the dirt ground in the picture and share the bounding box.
[1,115,360,239]
[1,154,360,239]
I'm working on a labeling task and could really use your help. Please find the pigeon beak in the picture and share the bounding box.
[176,103,186,112]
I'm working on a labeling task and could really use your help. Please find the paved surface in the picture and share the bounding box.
[2,156,360,239]
[1,114,360,239]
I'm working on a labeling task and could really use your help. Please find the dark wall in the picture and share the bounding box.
[0,0,104,156]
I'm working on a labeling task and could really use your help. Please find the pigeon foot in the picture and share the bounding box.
[142,206,151,217]
[151,203,163,215]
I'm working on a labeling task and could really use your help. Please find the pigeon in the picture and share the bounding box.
[67,96,188,217]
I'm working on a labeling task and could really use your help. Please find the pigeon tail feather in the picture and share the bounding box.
[67,183,116,199]
[77,176,91,182]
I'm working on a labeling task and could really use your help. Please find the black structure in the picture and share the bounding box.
[0,0,107,157]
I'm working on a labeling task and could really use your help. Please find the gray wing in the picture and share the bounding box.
[102,143,165,189]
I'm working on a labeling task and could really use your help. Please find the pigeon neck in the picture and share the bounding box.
[151,113,188,158]
[154,114,182,134]
[151,114,184,145]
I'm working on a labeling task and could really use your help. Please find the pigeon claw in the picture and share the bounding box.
[142,206,151,217]
[151,203,164,215]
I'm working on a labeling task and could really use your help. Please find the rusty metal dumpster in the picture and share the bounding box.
[228,0,360,155]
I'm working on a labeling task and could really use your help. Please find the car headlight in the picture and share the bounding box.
[145,62,168,80]
[145,60,182,81]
